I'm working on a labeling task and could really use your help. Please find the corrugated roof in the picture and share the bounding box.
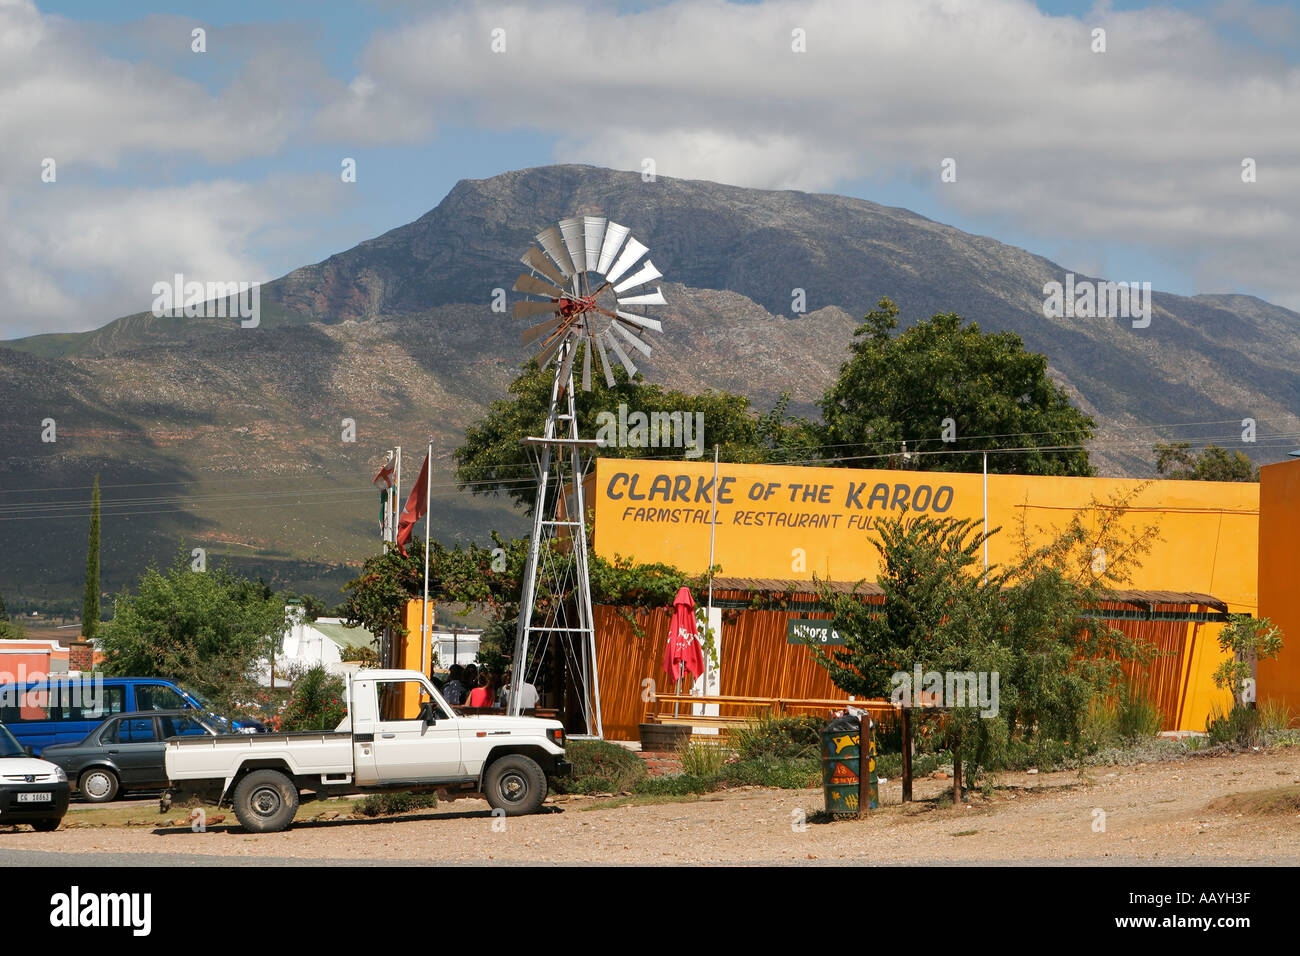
[311,620,378,651]
[712,577,883,597]
[708,577,1226,610]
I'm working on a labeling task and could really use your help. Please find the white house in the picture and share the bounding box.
[255,605,378,687]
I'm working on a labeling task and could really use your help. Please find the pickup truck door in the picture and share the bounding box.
[370,678,461,783]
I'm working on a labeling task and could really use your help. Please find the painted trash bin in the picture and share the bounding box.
[821,713,878,815]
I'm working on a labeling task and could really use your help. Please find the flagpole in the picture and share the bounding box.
[707,444,718,623]
[705,445,719,700]
[421,441,432,678]
[391,445,402,669]
[393,446,402,546]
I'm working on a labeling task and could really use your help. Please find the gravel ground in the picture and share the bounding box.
[3,749,1296,865]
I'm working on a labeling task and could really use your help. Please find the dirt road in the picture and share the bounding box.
[4,749,1296,865]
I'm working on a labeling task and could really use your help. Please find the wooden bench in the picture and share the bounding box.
[643,693,895,736]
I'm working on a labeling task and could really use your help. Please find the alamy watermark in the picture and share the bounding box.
[890,665,999,717]
[1042,273,1151,329]
[151,273,260,328]
[0,666,105,714]
[595,403,705,459]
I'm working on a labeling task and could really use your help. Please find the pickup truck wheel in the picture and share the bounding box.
[232,769,299,833]
[79,768,119,803]
[31,819,61,832]
[483,755,548,816]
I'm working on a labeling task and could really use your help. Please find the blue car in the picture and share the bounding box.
[0,677,264,755]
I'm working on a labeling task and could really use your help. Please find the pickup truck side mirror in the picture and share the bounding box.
[418,702,437,724]
[24,745,34,756]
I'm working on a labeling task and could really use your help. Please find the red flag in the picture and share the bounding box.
[396,452,429,556]
[373,458,394,488]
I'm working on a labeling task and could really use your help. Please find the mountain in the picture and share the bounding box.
[2,164,1296,610]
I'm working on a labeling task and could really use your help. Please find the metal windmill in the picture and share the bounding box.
[506,216,667,737]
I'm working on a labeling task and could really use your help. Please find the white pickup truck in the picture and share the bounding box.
[163,669,570,832]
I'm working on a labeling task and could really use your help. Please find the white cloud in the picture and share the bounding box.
[323,0,1300,308]
[0,0,342,338]
[0,175,343,338]
[3,0,1299,335]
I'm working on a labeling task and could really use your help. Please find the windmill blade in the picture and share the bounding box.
[582,217,607,272]
[612,259,662,294]
[521,314,565,345]
[616,288,667,307]
[614,309,664,334]
[513,273,568,299]
[596,222,630,274]
[520,246,566,287]
[536,226,576,277]
[558,218,586,277]
[536,322,575,368]
[513,299,560,321]
[605,237,648,285]
[594,329,616,386]
[605,329,638,378]
[581,337,592,391]
[612,320,653,357]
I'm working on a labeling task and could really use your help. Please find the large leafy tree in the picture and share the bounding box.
[97,551,287,713]
[1153,442,1258,482]
[812,488,1160,799]
[819,298,1094,474]
[455,354,814,513]
[812,515,1008,801]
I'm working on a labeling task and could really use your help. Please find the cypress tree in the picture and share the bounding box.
[83,475,101,639]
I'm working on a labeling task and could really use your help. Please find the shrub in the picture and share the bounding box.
[721,758,821,790]
[1206,702,1261,748]
[727,715,824,762]
[1259,698,1295,734]
[555,740,648,794]
[876,752,902,779]
[1116,681,1163,740]
[280,665,347,732]
[677,739,727,777]
[356,791,438,817]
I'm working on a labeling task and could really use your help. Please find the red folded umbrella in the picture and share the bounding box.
[663,586,705,683]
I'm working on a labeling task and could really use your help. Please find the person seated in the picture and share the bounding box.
[498,668,539,711]
[441,664,468,706]
[466,673,495,708]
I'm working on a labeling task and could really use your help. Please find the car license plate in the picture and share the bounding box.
[17,792,52,803]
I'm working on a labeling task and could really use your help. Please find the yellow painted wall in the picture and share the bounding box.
[591,458,1260,730]
[1258,459,1300,720]
[399,599,435,718]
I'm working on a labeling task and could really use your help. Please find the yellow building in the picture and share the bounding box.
[1258,458,1300,717]
[589,458,1263,734]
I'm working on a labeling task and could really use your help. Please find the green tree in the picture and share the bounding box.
[97,551,287,714]
[279,664,347,732]
[811,488,1161,798]
[455,355,815,513]
[819,298,1095,474]
[1212,615,1284,708]
[1153,442,1258,482]
[83,475,101,640]
[810,515,1007,802]
[0,591,26,640]
[341,531,713,653]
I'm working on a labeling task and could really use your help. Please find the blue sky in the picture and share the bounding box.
[3,0,1298,338]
